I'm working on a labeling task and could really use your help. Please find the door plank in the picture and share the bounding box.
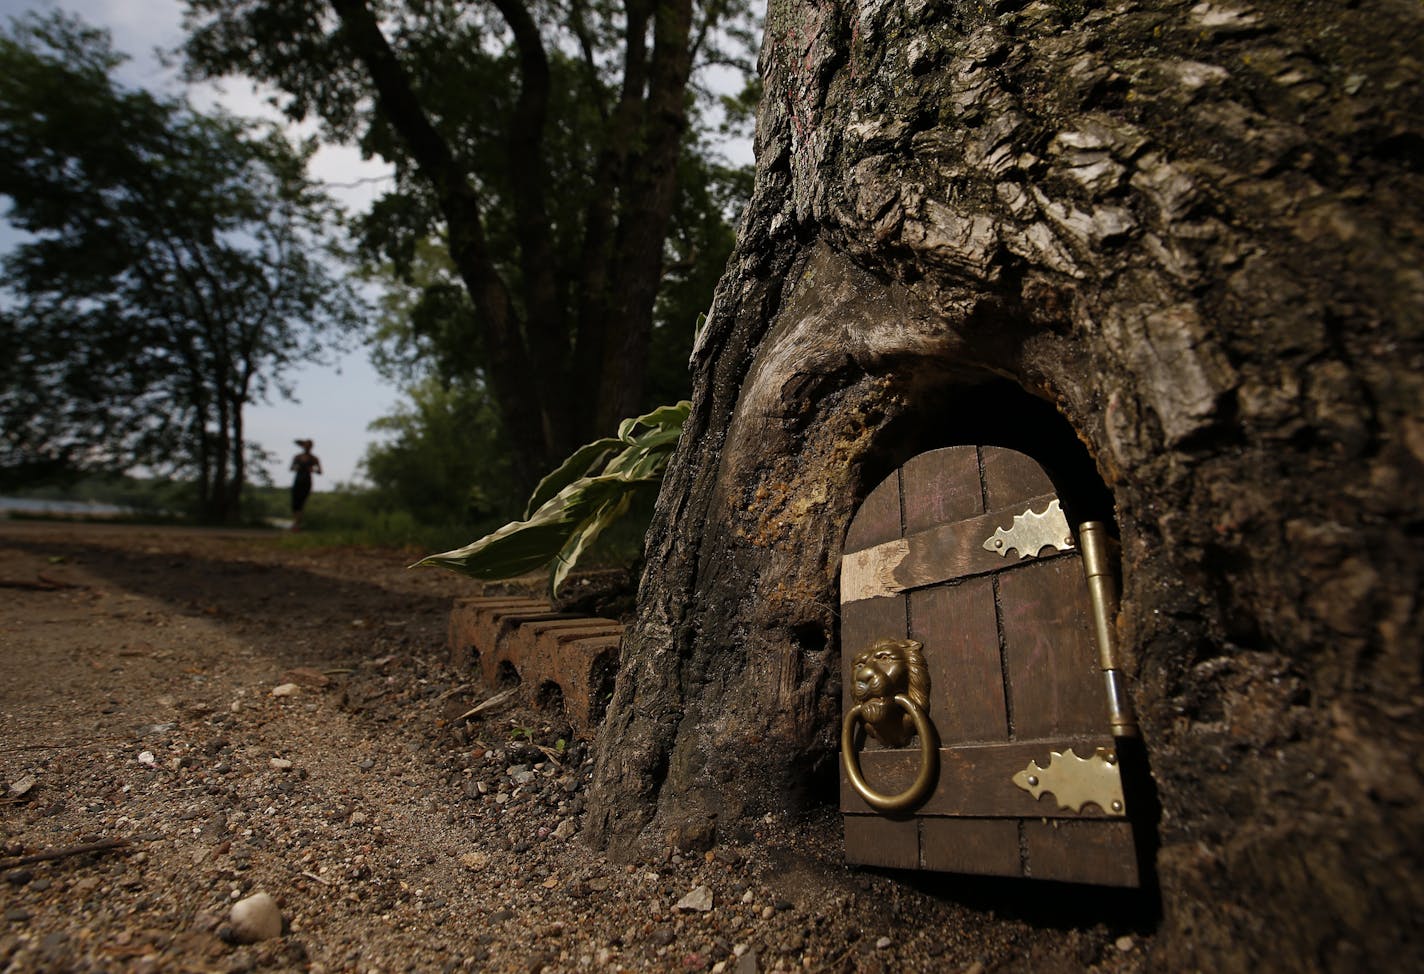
[844,470,902,554]
[844,815,919,869]
[982,446,1055,510]
[901,446,982,535]
[1000,556,1106,740]
[921,818,1023,876]
[1023,819,1140,887]
[911,578,1006,744]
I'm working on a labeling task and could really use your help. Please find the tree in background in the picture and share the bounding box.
[0,12,360,521]
[183,0,758,492]
[361,376,517,527]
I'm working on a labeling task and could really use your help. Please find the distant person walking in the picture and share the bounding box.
[290,439,321,531]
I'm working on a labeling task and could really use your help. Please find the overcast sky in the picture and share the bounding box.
[1,0,400,485]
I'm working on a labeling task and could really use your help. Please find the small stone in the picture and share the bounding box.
[8,775,36,797]
[650,926,676,946]
[270,684,299,698]
[1116,935,1135,952]
[348,811,368,825]
[551,819,576,841]
[6,908,31,923]
[760,906,774,920]
[283,667,331,687]
[137,751,156,766]
[5,870,33,886]
[228,892,282,943]
[269,758,293,771]
[460,852,490,870]
[733,950,758,974]
[675,886,714,912]
[875,936,893,950]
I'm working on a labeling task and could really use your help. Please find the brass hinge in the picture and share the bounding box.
[1012,747,1126,816]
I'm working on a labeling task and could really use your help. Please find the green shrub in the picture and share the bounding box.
[415,401,689,593]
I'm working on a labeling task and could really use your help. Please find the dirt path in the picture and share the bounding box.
[0,521,1153,973]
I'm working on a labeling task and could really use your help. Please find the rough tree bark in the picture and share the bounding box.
[587,0,1424,970]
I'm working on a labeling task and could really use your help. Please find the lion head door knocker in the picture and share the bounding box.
[841,638,939,813]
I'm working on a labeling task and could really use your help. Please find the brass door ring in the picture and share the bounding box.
[842,694,937,813]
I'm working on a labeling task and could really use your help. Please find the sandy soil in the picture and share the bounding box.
[0,520,1155,973]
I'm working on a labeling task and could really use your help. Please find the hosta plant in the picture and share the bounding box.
[414,401,689,593]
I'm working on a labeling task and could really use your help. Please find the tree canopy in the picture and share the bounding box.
[0,12,361,520]
[182,0,758,492]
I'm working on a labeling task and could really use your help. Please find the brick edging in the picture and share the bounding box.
[447,596,623,738]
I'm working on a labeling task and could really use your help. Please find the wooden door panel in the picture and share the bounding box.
[844,816,918,869]
[841,444,1141,886]
[1000,557,1106,740]
[982,446,1054,509]
[844,471,901,552]
[910,581,1005,743]
[1024,819,1140,886]
[902,447,982,533]
[921,818,1022,876]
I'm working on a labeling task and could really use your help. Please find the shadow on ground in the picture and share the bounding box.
[6,536,455,667]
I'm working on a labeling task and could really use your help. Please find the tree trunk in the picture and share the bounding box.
[586,1,1424,970]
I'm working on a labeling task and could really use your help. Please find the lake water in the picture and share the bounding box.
[0,496,134,518]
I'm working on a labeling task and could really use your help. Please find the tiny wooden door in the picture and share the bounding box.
[839,445,1140,886]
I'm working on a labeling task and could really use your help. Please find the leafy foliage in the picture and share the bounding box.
[0,12,360,519]
[415,401,689,593]
[361,376,521,525]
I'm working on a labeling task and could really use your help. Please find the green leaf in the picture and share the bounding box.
[551,490,637,594]
[524,436,623,518]
[417,400,689,592]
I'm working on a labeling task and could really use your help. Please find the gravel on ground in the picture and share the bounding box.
[0,520,1155,973]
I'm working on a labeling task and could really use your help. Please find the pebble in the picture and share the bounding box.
[269,758,293,771]
[1116,935,1135,952]
[228,892,282,943]
[8,775,36,797]
[551,819,576,841]
[676,886,714,912]
[875,936,892,950]
[137,751,156,766]
[270,684,300,697]
[5,908,31,923]
[734,949,758,974]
